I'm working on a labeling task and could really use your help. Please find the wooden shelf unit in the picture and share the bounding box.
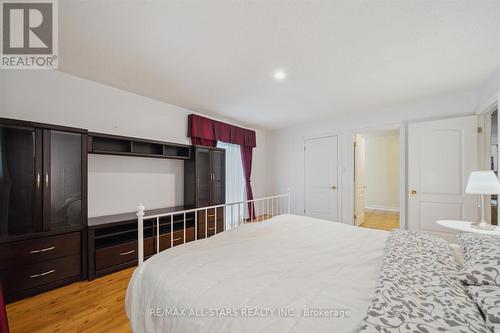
[87,206,201,279]
[0,118,88,303]
[88,132,191,159]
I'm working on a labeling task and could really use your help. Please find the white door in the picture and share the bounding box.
[354,135,366,226]
[408,116,478,241]
[305,135,339,221]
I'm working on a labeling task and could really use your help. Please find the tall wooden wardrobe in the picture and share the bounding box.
[0,118,87,302]
[184,146,226,238]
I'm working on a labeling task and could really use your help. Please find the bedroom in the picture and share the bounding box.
[1,1,500,333]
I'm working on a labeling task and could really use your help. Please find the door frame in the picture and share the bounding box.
[476,90,500,224]
[351,123,406,230]
[303,133,342,221]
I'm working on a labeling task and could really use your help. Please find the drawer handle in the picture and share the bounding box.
[29,269,55,278]
[29,246,55,254]
[119,250,135,256]
[207,214,215,217]
[208,227,215,231]
[173,237,182,242]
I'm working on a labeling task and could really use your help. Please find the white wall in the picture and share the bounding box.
[267,89,477,225]
[477,64,500,111]
[363,134,400,211]
[88,155,184,217]
[0,70,268,216]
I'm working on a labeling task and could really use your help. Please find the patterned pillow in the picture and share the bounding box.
[467,286,500,332]
[359,231,489,333]
[457,233,500,286]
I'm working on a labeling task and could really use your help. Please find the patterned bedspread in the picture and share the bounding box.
[359,231,489,333]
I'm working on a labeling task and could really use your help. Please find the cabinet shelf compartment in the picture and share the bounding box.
[95,229,154,249]
[94,221,153,249]
[94,222,146,239]
[164,145,191,159]
[88,207,199,279]
[156,220,195,234]
[132,141,163,155]
[88,132,191,159]
[91,136,131,154]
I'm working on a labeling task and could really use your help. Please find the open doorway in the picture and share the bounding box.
[354,129,400,231]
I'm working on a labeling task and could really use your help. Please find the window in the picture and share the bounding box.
[216,141,246,227]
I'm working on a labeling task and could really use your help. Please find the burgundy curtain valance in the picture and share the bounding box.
[188,114,256,148]
[188,113,256,218]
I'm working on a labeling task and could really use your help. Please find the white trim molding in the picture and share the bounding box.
[365,205,400,213]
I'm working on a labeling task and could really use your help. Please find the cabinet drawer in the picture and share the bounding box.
[0,232,81,268]
[0,254,81,294]
[197,208,224,239]
[158,227,195,251]
[95,238,154,271]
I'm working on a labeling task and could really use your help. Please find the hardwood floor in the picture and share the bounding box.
[360,209,399,231]
[6,268,134,333]
[246,214,273,223]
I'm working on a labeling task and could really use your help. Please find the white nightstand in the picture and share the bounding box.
[437,220,500,235]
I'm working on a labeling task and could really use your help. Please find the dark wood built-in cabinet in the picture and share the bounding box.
[87,207,197,279]
[0,118,87,303]
[184,146,225,207]
[0,124,42,237]
[184,146,226,237]
[0,232,82,302]
[1,118,228,301]
[88,133,191,159]
[85,146,226,279]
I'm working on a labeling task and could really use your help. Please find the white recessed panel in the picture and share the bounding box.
[420,129,463,195]
[420,129,462,196]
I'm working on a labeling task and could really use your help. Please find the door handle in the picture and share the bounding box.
[36,172,41,190]
[331,186,337,190]
[410,190,417,195]
[45,172,49,188]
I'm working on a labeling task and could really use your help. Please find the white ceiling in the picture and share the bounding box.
[59,0,500,130]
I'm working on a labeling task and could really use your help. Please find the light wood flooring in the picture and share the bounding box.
[6,268,135,333]
[360,209,399,231]
[246,214,273,223]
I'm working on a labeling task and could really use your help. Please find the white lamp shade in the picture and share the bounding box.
[466,171,500,194]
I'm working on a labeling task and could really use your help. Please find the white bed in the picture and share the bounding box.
[126,214,388,333]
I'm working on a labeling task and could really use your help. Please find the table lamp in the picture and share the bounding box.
[466,171,500,230]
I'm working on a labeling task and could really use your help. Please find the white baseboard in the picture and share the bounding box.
[365,205,400,213]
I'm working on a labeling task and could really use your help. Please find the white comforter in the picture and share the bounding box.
[126,214,388,333]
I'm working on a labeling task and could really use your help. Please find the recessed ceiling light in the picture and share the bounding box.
[273,70,286,81]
